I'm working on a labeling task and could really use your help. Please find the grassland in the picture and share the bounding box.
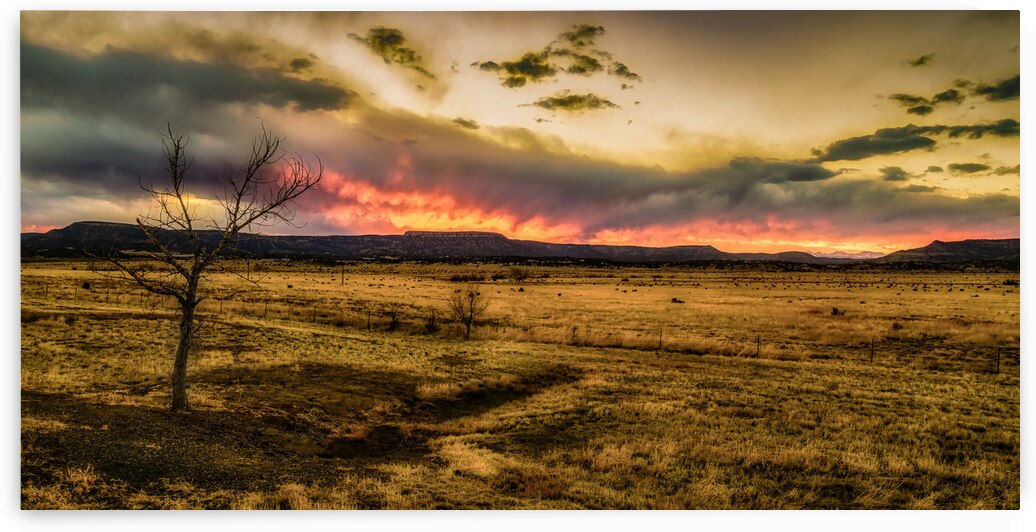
[20,259,1020,509]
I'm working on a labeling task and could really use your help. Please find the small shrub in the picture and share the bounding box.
[831,307,845,316]
[81,280,91,290]
[671,297,685,304]
[386,310,400,331]
[891,322,904,330]
[509,267,530,283]
[425,310,439,333]
[1004,279,1020,286]
[63,314,78,326]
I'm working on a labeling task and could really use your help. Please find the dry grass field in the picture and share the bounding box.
[20,259,1020,509]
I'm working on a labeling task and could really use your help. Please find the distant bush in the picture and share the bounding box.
[449,274,485,283]
[81,280,91,290]
[891,322,904,330]
[510,267,530,283]
[671,297,685,304]
[831,307,845,316]
[1004,279,1019,286]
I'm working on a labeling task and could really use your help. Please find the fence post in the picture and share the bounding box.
[74,285,78,300]
[264,300,268,319]
[756,334,761,357]
[312,307,317,323]
[870,338,874,364]
[996,346,1001,374]
[106,289,109,303]
[367,309,371,331]
[218,299,223,316]
[657,324,664,353]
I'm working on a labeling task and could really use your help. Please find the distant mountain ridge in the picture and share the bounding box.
[19,221,1020,265]
[875,238,1020,263]
[810,250,886,260]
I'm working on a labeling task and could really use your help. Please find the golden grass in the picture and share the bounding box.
[19,259,1020,509]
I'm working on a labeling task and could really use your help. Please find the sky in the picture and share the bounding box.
[19,11,1020,253]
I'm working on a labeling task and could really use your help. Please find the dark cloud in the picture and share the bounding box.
[473,51,557,88]
[890,93,928,106]
[21,41,353,114]
[609,62,642,82]
[889,88,963,115]
[942,119,1019,138]
[549,49,605,75]
[903,185,938,193]
[907,105,934,116]
[289,54,316,73]
[906,53,935,67]
[973,74,1020,101]
[473,23,638,91]
[890,75,1018,117]
[927,166,944,173]
[728,158,839,183]
[812,125,937,162]
[948,163,991,174]
[879,166,913,182]
[931,89,964,105]
[348,27,435,79]
[993,165,1020,175]
[525,92,619,112]
[452,117,480,130]
[21,118,164,195]
[812,120,1020,162]
[559,24,605,47]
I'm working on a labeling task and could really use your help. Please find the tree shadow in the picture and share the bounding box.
[22,362,583,497]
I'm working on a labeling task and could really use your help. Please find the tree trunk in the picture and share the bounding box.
[172,271,200,413]
[171,299,195,412]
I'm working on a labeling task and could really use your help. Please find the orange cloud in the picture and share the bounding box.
[313,171,1016,253]
[317,170,583,242]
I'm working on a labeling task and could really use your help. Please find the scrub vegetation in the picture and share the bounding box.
[21,259,1019,509]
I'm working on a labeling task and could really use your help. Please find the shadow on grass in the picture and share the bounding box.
[22,362,582,498]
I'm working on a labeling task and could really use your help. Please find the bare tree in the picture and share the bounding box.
[448,283,489,340]
[105,124,323,412]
